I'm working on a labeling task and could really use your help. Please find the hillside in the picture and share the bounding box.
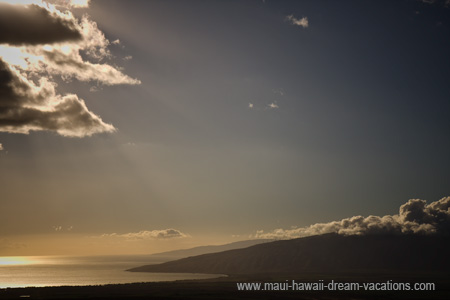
[128,233,450,275]
[148,239,273,260]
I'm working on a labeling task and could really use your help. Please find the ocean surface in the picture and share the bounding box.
[0,255,223,288]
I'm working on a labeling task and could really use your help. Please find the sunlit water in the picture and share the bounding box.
[0,255,223,288]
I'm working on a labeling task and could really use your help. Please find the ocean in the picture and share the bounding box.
[0,255,223,288]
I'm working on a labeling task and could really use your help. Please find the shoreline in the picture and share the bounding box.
[0,273,227,290]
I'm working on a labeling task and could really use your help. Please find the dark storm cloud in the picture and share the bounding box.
[255,197,450,239]
[0,58,115,136]
[0,1,139,139]
[0,3,82,46]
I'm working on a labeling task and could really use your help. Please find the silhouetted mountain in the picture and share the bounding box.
[148,239,274,260]
[128,233,450,275]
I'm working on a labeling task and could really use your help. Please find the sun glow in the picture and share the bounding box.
[70,0,89,7]
[0,257,36,266]
[0,0,40,4]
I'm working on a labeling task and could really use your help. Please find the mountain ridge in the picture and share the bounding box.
[148,239,274,259]
[128,233,450,275]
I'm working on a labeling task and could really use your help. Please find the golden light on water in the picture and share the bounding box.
[0,257,38,266]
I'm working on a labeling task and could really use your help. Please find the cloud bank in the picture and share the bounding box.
[100,229,189,240]
[0,0,140,139]
[254,197,450,239]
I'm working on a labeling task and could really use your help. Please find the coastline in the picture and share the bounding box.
[1,272,449,300]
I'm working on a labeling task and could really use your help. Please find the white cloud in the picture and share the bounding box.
[100,229,189,240]
[70,0,89,8]
[267,102,279,109]
[248,103,254,109]
[124,55,133,61]
[31,46,140,85]
[40,0,90,8]
[253,197,450,239]
[286,15,309,28]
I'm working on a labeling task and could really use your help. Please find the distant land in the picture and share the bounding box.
[128,233,450,275]
[149,239,274,260]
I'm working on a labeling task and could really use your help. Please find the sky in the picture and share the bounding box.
[0,0,450,256]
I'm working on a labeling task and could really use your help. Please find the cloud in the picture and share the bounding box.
[20,16,141,85]
[0,59,115,136]
[272,88,285,96]
[286,15,309,28]
[30,46,141,85]
[0,143,2,151]
[0,1,139,138]
[53,225,73,231]
[0,3,82,46]
[253,197,450,239]
[40,0,90,8]
[100,229,189,240]
[70,0,89,8]
[248,103,254,109]
[267,102,279,109]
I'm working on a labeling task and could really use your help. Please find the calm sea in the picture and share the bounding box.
[0,255,223,288]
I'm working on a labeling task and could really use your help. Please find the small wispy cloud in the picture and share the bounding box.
[89,85,103,93]
[0,238,26,251]
[286,15,309,28]
[248,103,254,109]
[53,225,74,232]
[267,102,279,109]
[272,88,285,96]
[123,55,133,61]
[111,39,121,45]
[100,229,189,240]
[252,197,450,239]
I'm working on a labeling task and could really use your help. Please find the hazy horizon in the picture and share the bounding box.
[1,0,450,257]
